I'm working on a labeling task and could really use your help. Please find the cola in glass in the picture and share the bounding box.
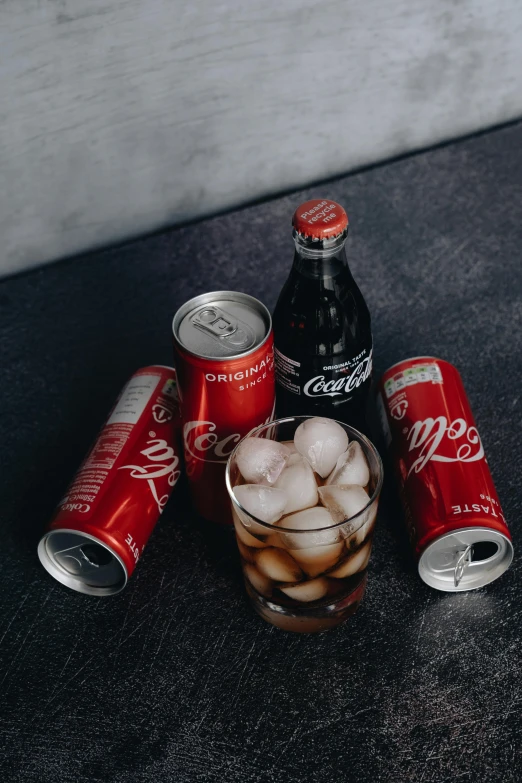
[273,199,373,429]
[226,415,383,632]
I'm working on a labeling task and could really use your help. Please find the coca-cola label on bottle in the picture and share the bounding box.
[272,198,373,427]
[275,347,372,401]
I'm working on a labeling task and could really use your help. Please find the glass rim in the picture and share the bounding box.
[225,415,384,534]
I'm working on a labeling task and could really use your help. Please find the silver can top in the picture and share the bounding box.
[418,527,513,592]
[38,530,127,596]
[172,291,271,361]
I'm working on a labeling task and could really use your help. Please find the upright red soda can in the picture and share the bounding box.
[38,366,182,595]
[172,292,275,524]
[378,357,513,591]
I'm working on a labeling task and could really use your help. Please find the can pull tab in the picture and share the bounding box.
[54,542,113,577]
[193,306,237,337]
[191,306,255,350]
[454,544,473,588]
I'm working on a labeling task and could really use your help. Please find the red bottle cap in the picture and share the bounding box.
[292,199,348,240]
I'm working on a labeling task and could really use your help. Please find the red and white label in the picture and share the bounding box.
[119,438,181,514]
[379,357,510,556]
[50,366,182,573]
[183,420,242,465]
[107,374,160,425]
[183,403,275,465]
[406,416,484,476]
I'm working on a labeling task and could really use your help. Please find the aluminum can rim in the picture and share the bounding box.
[172,290,272,362]
[418,528,513,592]
[38,529,128,596]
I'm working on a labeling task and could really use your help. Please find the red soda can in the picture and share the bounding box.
[172,291,275,524]
[378,357,513,591]
[38,366,182,595]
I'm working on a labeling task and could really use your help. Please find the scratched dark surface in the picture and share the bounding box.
[1,123,521,783]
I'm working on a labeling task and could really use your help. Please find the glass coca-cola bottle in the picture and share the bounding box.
[273,198,373,429]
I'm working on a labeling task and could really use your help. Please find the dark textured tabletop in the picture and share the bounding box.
[1,122,521,783]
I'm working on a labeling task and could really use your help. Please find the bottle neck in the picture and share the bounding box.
[292,232,350,279]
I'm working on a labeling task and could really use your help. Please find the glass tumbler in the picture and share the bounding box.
[226,416,383,633]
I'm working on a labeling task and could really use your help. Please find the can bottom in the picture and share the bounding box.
[418,527,513,592]
[38,529,128,596]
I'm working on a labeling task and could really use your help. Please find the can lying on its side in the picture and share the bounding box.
[378,356,513,591]
[172,291,275,525]
[38,365,182,595]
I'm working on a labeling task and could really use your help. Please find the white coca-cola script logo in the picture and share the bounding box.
[152,403,173,424]
[303,355,372,398]
[184,405,276,465]
[391,399,408,420]
[406,417,484,476]
[60,503,90,514]
[184,421,241,465]
[119,438,180,514]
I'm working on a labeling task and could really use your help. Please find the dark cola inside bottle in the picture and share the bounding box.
[273,198,373,430]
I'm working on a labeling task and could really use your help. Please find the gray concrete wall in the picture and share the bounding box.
[2,0,522,277]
